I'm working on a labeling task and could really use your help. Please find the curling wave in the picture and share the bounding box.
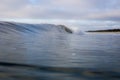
[0,21,73,35]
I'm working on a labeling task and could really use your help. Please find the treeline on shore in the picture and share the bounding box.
[87,29,120,32]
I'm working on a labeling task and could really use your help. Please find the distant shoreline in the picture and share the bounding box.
[86,29,120,33]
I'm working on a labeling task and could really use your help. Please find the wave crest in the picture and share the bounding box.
[0,21,73,35]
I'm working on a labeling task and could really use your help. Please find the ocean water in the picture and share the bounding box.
[0,22,120,80]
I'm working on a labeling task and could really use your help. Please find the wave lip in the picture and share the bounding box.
[58,25,73,33]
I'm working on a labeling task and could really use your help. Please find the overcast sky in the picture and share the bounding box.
[0,0,120,30]
[0,0,120,20]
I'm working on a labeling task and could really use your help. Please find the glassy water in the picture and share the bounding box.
[0,32,120,80]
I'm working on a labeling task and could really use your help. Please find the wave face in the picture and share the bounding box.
[0,21,73,35]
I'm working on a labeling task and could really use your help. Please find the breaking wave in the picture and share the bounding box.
[0,21,73,35]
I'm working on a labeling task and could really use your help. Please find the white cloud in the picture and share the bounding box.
[86,10,120,21]
[0,0,120,21]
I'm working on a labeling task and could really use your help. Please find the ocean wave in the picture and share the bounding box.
[0,21,73,35]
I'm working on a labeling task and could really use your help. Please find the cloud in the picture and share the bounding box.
[0,0,120,21]
[86,10,120,21]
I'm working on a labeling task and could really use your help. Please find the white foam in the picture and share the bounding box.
[69,26,84,35]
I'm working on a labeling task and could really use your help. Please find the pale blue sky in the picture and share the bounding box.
[0,0,120,30]
[0,0,120,20]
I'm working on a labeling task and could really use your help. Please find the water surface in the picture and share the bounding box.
[0,22,120,80]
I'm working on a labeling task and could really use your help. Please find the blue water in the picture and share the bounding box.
[0,21,120,80]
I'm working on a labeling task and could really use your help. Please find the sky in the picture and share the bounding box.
[0,0,120,30]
